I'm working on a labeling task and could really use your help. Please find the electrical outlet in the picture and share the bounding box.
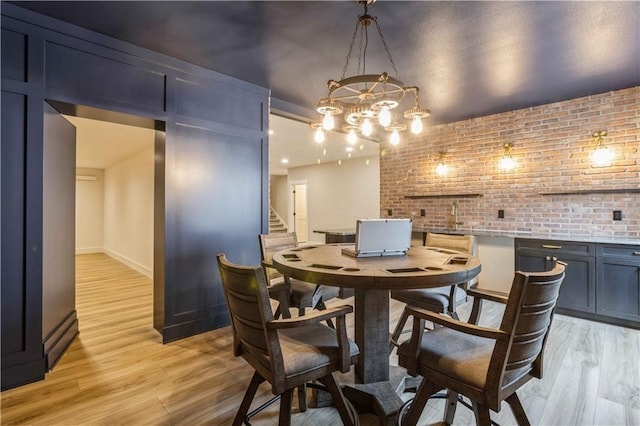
[498,209,505,219]
[613,210,622,221]
[420,209,425,217]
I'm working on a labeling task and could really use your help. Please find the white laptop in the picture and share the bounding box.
[341,218,412,258]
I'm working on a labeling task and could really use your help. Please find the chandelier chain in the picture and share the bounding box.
[340,20,361,81]
[375,19,399,79]
[360,23,368,75]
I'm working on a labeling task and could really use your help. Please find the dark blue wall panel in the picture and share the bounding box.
[1,4,269,389]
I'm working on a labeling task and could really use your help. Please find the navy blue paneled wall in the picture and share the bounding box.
[1,4,269,390]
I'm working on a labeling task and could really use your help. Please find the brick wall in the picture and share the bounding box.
[380,86,640,239]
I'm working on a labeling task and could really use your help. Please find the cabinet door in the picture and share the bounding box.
[516,250,595,313]
[555,254,596,313]
[596,257,640,321]
[515,251,549,273]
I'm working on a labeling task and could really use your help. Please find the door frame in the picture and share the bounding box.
[288,179,308,242]
[45,100,166,336]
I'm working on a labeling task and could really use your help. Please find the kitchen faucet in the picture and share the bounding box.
[451,201,463,230]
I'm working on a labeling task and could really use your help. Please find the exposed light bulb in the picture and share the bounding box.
[499,156,516,170]
[322,112,334,130]
[361,118,373,136]
[347,129,357,145]
[411,116,423,134]
[378,107,391,127]
[436,162,448,176]
[314,127,325,143]
[390,129,400,146]
[590,146,614,166]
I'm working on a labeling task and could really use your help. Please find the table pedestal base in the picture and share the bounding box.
[343,381,405,426]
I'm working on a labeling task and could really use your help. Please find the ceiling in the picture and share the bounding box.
[14,1,640,170]
[66,115,154,169]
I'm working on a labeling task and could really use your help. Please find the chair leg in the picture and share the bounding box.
[317,374,356,426]
[389,308,411,352]
[443,390,459,425]
[471,402,492,426]
[468,297,483,325]
[402,378,442,425]
[297,384,307,412]
[506,393,531,426]
[233,372,265,426]
[278,389,293,426]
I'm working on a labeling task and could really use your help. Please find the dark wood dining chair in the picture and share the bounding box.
[390,233,477,350]
[216,254,359,426]
[396,263,566,426]
[259,232,340,320]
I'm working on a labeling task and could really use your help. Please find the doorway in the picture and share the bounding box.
[42,101,165,368]
[290,181,308,243]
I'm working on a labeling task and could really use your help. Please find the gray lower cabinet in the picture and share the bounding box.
[515,239,640,329]
[596,244,640,323]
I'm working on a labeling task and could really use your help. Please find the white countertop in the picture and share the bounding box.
[413,227,640,245]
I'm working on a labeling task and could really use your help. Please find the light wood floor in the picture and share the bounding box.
[1,253,639,425]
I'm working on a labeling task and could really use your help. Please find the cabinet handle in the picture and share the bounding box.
[541,244,562,249]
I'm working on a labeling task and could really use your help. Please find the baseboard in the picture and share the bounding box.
[75,247,103,254]
[104,249,153,278]
[43,310,79,371]
[161,311,229,343]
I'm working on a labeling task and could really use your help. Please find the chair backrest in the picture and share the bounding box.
[426,233,477,285]
[216,254,283,379]
[426,232,476,255]
[488,263,565,399]
[258,232,298,282]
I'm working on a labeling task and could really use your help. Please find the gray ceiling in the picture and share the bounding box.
[13,1,640,127]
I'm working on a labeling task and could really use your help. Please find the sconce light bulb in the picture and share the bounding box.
[436,162,448,176]
[499,156,516,170]
[378,107,392,127]
[411,116,423,134]
[591,146,614,166]
[314,127,325,143]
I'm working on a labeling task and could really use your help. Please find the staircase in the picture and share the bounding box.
[269,207,288,234]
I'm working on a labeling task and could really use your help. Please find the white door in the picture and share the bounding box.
[292,183,308,243]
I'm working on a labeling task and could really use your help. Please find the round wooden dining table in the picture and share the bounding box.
[273,243,481,423]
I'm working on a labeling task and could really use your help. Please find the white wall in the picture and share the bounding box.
[269,174,288,224]
[476,236,515,293]
[75,168,105,253]
[287,156,380,244]
[103,146,154,277]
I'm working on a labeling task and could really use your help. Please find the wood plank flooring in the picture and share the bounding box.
[1,253,639,425]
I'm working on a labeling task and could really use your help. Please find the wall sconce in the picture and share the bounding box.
[590,130,614,166]
[498,143,516,170]
[435,151,449,176]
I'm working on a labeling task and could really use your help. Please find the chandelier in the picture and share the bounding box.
[314,0,430,146]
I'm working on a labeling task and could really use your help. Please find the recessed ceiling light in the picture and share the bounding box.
[281,158,289,164]
[345,146,354,152]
